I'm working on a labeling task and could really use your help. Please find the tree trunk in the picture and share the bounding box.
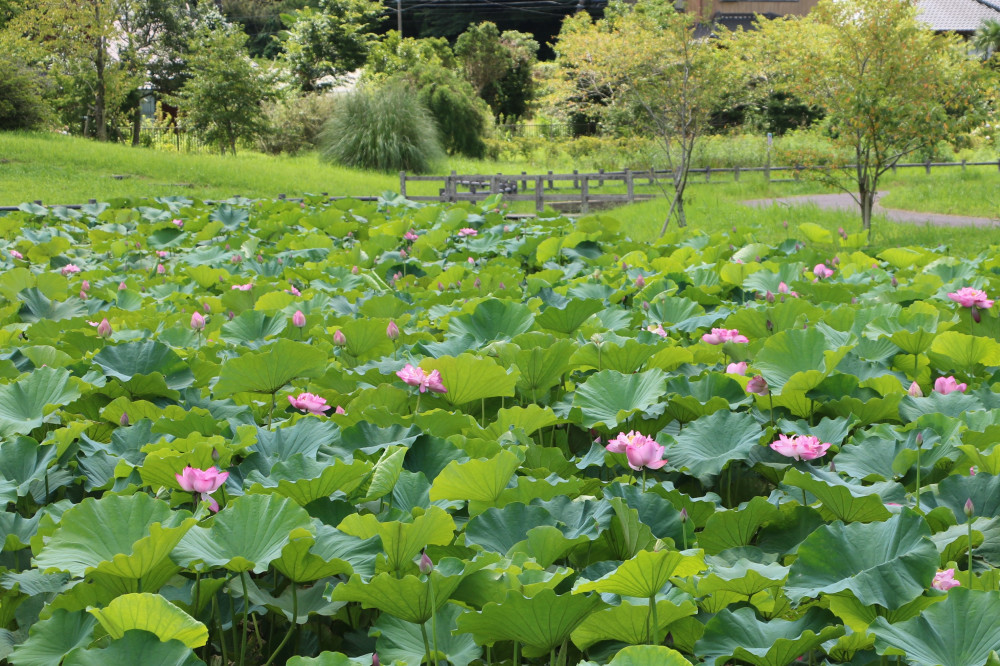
[131,105,142,147]
[94,2,107,141]
[859,185,875,238]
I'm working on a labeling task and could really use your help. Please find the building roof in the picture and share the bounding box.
[916,0,1000,33]
[694,12,780,38]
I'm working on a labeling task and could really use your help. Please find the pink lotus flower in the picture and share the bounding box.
[396,364,447,394]
[770,434,831,461]
[61,264,81,275]
[907,381,923,397]
[231,254,242,264]
[727,361,747,375]
[157,263,165,275]
[404,230,419,241]
[386,320,399,340]
[932,569,960,591]
[172,218,183,228]
[96,318,112,338]
[9,250,22,260]
[458,228,477,237]
[702,328,749,344]
[231,283,253,291]
[157,251,169,258]
[605,431,667,471]
[288,392,332,415]
[175,466,229,512]
[947,287,993,309]
[191,312,206,331]
[747,375,769,396]
[813,264,834,279]
[292,310,306,328]
[335,405,346,415]
[289,285,301,296]
[934,376,967,394]
[647,324,668,338]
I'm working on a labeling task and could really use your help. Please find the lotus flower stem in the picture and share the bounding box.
[514,641,521,666]
[213,591,229,666]
[428,576,439,666]
[642,469,647,492]
[486,645,491,665]
[915,448,921,512]
[969,518,974,571]
[268,393,276,431]
[768,395,774,429]
[481,398,486,428]
[239,571,250,666]
[262,583,297,666]
[415,393,421,415]
[802,488,808,507]
[649,594,659,645]
[194,572,201,621]
[550,648,556,666]
[419,622,432,666]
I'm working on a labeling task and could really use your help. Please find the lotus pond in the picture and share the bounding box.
[0,194,999,666]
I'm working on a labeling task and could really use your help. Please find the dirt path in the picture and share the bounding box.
[741,191,998,228]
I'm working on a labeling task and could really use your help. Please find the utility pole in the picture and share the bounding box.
[397,0,402,35]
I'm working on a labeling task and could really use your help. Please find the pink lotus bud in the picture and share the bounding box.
[79,290,87,300]
[908,381,922,397]
[373,654,380,666]
[227,311,235,320]
[437,282,445,291]
[680,508,688,523]
[224,243,230,250]
[203,303,211,313]
[191,312,206,331]
[293,310,306,328]
[231,254,242,264]
[467,257,474,264]
[642,300,650,311]
[622,262,628,271]
[498,282,505,290]
[257,254,263,262]
[973,307,982,324]
[965,499,975,517]
[119,281,127,291]
[333,330,346,346]
[418,550,433,575]
[474,278,481,289]
[747,375,769,396]
[971,466,978,476]
[119,412,129,426]
[830,461,836,473]
[96,318,112,338]
[766,291,774,303]
[81,280,90,291]
[838,227,847,239]
[400,249,407,258]
[212,448,220,461]
[135,241,141,249]
[635,275,646,288]
[351,266,359,275]
[386,320,399,340]
[173,218,183,228]
[157,263,165,275]
[916,432,923,446]
[783,221,789,229]
[891,275,898,288]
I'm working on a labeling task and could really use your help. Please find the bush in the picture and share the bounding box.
[258,93,338,154]
[0,58,50,131]
[319,83,443,173]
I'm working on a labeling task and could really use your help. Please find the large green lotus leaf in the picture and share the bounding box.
[535,299,603,334]
[271,534,355,583]
[572,369,667,429]
[754,327,851,391]
[871,588,1000,666]
[695,607,844,666]
[88,593,207,648]
[361,446,407,502]
[63,630,205,666]
[287,653,375,666]
[696,497,779,556]
[928,331,1000,372]
[455,588,605,656]
[698,552,790,598]
[0,437,56,498]
[92,341,194,389]
[337,506,456,573]
[328,556,494,623]
[667,410,763,484]
[781,467,893,523]
[604,484,693,545]
[34,493,194,580]
[17,288,89,322]
[899,392,985,421]
[570,339,658,374]
[595,645,694,666]
[485,405,561,438]
[8,609,96,666]
[372,602,480,666]
[246,455,372,505]
[172,494,314,573]
[662,374,751,423]
[420,354,518,406]
[506,342,575,399]
[727,298,824,339]
[465,503,558,553]
[785,509,938,609]
[0,367,81,436]
[923,473,1000,523]
[214,339,328,396]
[334,318,396,362]
[575,549,706,598]
[449,298,534,343]
[827,590,944,633]
[220,310,287,347]
[572,594,698,650]
[429,450,522,505]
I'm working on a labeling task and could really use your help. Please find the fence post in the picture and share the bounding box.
[490,173,499,196]
[520,171,527,192]
[534,176,544,213]
[399,171,407,197]
[573,169,579,189]
[705,166,711,183]
[962,159,967,172]
[598,168,605,187]
[925,160,931,175]
[547,170,554,190]
[648,170,654,186]
[581,175,590,215]
[88,198,97,204]
[278,194,286,200]
[765,152,771,183]
[625,169,634,204]
[734,166,740,182]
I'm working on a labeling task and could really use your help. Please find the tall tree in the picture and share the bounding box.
[750,0,988,236]
[554,0,744,231]
[454,21,539,120]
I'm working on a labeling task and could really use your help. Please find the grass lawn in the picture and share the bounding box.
[2,131,998,255]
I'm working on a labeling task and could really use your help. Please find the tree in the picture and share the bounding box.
[454,21,539,119]
[750,0,988,236]
[0,56,51,129]
[974,19,1000,63]
[174,27,278,154]
[554,0,745,231]
[279,0,384,91]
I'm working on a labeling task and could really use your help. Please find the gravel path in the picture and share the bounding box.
[742,191,998,228]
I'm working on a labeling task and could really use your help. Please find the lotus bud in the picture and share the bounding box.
[971,466,978,476]
[400,249,407,258]
[621,261,628,271]
[498,282,505,290]
[351,265,359,275]
[231,254,242,264]
[731,226,737,234]
[766,319,774,332]
[225,243,230,250]
[257,254,263,262]
[157,263,165,275]
[437,282,445,291]
[212,448,220,461]
[293,310,306,328]
[79,290,87,300]
[467,257,475,265]
[766,291,774,303]
[334,330,346,346]
[474,278,481,289]
[455,281,461,289]
[81,280,90,292]
[119,412,129,426]
[642,300,650,311]
[908,381,922,397]
[973,307,982,324]
[829,461,836,473]
[832,256,840,265]
[227,310,235,320]
[135,241,141,249]
[119,281,127,291]
[965,498,975,518]
[386,320,399,341]
[783,220,788,229]
[635,275,646,288]
[891,275,898,288]
[96,318,112,338]
[916,432,924,446]
[755,255,762,263]
[591,333,604,346]
[418,550,433,575]
[838,227,847,240]
[747,375,769,396]
[680,508,688,523]
[203,303,211,313]
[191,312,206,331]
[373,655,380,666]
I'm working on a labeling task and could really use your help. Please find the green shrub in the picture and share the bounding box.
[0,58,50,131]
[258,92,338,154]
[319,83,443,173]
